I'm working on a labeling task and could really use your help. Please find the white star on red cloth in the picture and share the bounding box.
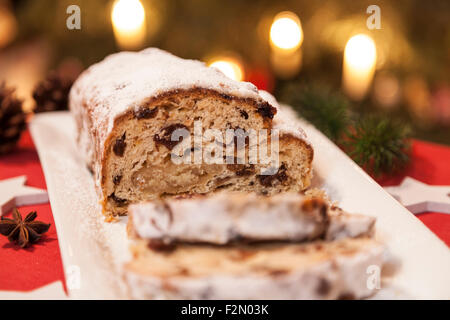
[0,175,49,215]
[384,177,450,215]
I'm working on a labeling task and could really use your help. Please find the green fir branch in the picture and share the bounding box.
[344,115,411,176]
[278,82,411,176]
[279,84,350,142]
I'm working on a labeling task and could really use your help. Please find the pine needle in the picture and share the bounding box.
[279,84,350,142]
[345,115,411,175]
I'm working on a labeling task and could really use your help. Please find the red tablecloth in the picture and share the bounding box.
[0,130,449,292]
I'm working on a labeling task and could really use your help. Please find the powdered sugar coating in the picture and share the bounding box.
[129,193,327,244]
[129,192,375,245]
[71,48,262,145]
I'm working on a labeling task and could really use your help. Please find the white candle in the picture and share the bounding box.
[342,34,377,100]
[111,0,146,50]
[269,11,303,78]
[270,12,303,52]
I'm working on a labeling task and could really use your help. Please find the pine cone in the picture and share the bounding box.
[0,83,26,154]
[33,72,74,113]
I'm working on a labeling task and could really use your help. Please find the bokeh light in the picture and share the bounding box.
[111,0,145,32]
[111,0,146,49]
[344,34,377,72]
[0,5,17,48]
[342,34,377,100]
[270,12,303,51]
[209,58,244,81]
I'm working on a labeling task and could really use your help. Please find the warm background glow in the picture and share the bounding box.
[0,5,17,48]
[209,58,244,81]
[342,34,377,100]
[112,0,145,31]
[111,0,146,50]
[270,11,303,51]
[344,34,377,71]
[2,0,450,143]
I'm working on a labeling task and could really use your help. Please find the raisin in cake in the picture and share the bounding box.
[124,238,384,300]
[69,48,313,216]
[128,193,375,245]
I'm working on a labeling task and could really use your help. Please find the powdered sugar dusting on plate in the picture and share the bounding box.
[30,113,131,299]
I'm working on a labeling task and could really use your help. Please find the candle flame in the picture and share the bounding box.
[209,58,244,81]
[270,12,303,51]
[344,34,377,72]
[111,0,146,49]
[342,34,377,100]
[112,0,145,31]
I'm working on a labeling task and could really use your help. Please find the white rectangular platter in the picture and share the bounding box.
[28,111,450,300]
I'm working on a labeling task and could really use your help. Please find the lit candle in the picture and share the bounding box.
[270,12,303,52]
[269,11,303,78]
[342,34,377,101]
[111,0,146,50]
[208,57,244,81]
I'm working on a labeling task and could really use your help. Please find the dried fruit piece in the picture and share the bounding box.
[134,107,158,119]
[113,133,126,156]
[257,163,288,187]
[113,175,122,185]
[256,102,276,119]
[153,124,188,150]
[109,192,128,206]
[240,110,249,119]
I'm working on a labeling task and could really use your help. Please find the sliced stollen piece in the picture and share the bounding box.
[326,206,376,241]
[128,193,375,245]
[128,193,327,244]
[124,238,385,300]
[69,48,313,216]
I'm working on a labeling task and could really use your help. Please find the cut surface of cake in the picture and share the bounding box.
[69,48,313,216]
[124,237,384,300]
[128,192,375,245]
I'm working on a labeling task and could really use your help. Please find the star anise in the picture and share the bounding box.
[0,208,50,248]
